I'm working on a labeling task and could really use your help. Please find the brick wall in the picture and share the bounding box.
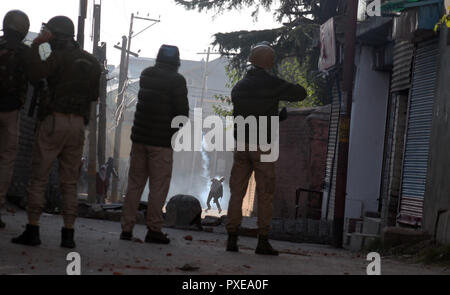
[273,106,330,219]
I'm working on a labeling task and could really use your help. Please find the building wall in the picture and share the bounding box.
[273,106,330,219]
[345,45,390,219]
[424,26,450,244]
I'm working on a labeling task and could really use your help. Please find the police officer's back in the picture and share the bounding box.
[12,16,101,249]
[0,10,31,229]
[226,43,307,256]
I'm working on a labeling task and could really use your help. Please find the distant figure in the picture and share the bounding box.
[105,157,118,179]
[206,177,225,214]
[96,165,108,204]
[78,157,88,194]
[104,157,118,200]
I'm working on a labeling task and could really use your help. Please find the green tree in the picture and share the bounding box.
[278,57,322,108]
[176,1,343,80]
[212,57,322,118]
[212,65,240,117]
[176,0,344,111]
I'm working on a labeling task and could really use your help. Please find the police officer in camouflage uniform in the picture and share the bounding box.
[12,16,101,248]
[0,10,31,229]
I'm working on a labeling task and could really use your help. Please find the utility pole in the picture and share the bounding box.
[200,47,211,108]
[77,0,100,203]
[97,43,107,166]
[86,1,107,204]
[77,0,87,49]
[188,48,221,194]
[333,0,358,248]
[92,2,107,169]
[111,35,128,203]
[110,13,160,202]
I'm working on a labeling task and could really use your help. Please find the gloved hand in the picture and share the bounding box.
[279,107,288,122]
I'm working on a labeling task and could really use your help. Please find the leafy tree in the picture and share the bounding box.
[176,0,344,110]
[212,57,322,118]
[212,65,240,118]
[278,57,322,108]
[175,1,343,76]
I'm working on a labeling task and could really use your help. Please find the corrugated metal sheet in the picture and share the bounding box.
[8,88,37,199]
[398,39,439,226]
[7,87,59,205]
[391,41,414,92]
[323,78,341,220]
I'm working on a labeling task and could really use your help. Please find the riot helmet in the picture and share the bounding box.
[249,42,275,70]
[2,10,30,39]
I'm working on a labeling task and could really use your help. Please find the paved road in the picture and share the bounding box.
[0,206,448,275]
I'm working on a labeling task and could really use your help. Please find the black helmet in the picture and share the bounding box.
[44,16,75,39]
[3,10,30,38]
[156,45,180,66]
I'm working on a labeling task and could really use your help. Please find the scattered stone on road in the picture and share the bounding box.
[0,206,449,275]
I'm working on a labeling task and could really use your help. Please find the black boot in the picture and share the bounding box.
[61,227,76,249]
[145,229,170,244]
[120,231,133,241]
[11,224,41,246]
[255,235,279,256]
[226,233,239,252]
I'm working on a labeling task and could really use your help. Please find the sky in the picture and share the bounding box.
[1,0,281,66]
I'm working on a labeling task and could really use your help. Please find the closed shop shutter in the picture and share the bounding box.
[398,38,439,226]
[323,78,341,220]
[391,41,414,93]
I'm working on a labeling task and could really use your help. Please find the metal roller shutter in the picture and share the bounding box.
[323,78,341,220]
[398,39,439,226]
[391,41,414,93]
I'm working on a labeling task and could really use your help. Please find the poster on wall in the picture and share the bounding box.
[318,17,337,72]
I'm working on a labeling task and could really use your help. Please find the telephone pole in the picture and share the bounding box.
[200,47,211,108]
[110,13,160,202]
[333,0,358,248]
[188,47,221,194]
[111,35,128,203]
[92,2,108,169]
[76,0,100,203]
[77,0,87,49]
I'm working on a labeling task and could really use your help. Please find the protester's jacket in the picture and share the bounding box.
[232,67,307,145]
[209,179,223,199]
[132,62,189,148]
[0,37,31,112]
[29,42,102,124]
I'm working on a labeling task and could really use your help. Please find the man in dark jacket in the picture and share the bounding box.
[12,16,101,248]
[206,177,225,214]
[120,44,189,244]
[226,43,307,255]
[0,10,31,229]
